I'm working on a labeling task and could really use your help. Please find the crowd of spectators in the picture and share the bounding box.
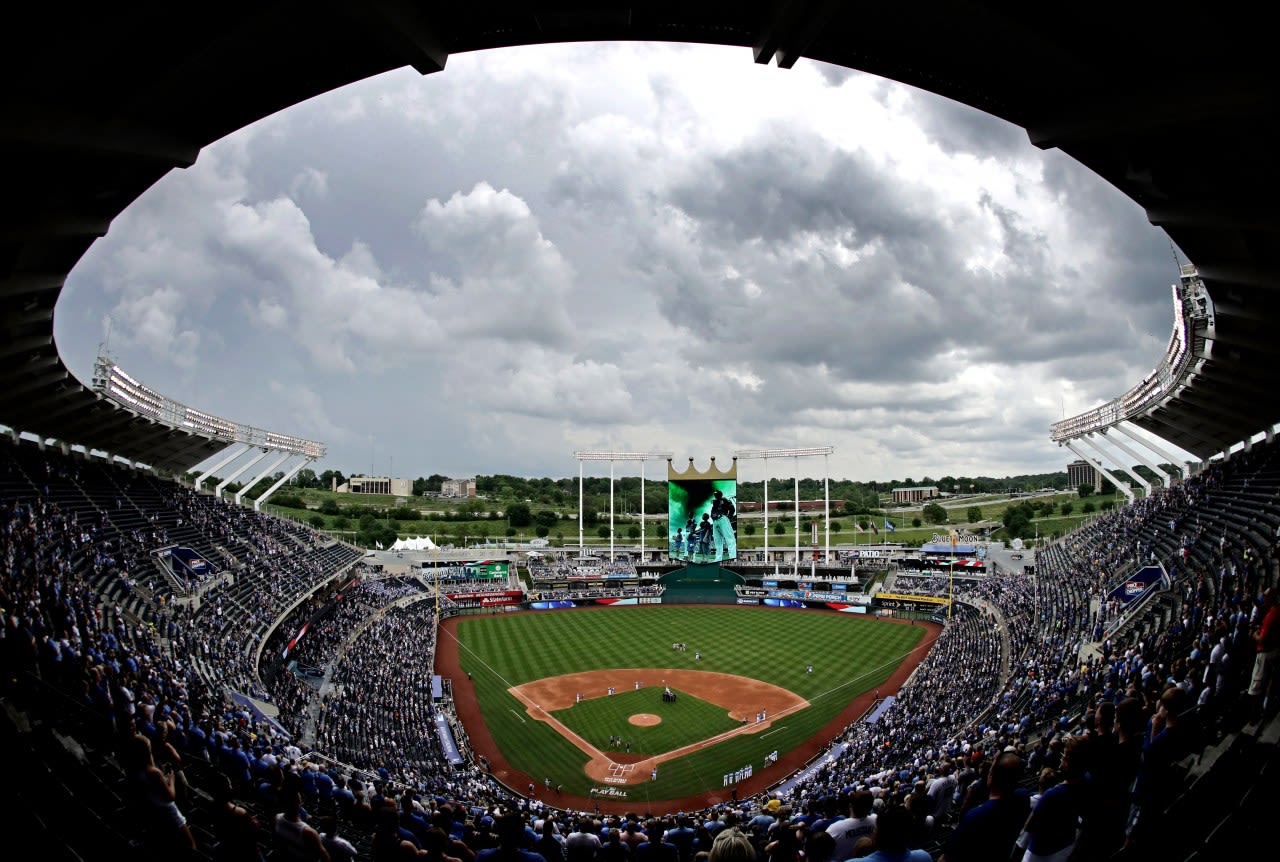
[526,558,665,602]
[3,435,1279,860]
[262,574,427,737]
[313,602,452,783]
[530,584,665,602]
[527,561,649,581]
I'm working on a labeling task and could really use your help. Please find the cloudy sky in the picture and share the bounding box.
[56,42,1187,484]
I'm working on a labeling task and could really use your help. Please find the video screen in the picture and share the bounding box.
[669,478,737,562]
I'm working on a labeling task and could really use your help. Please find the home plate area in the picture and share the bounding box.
[604,761,636,784]
[509,669,809,786]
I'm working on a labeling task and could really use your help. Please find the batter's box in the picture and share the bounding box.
[608,761,636,779]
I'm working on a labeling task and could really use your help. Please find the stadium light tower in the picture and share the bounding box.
[574,451,673,562]
[734,446,834,576]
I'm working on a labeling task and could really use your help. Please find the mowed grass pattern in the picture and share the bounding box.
[555,688,741,756]
[450,606,925,801]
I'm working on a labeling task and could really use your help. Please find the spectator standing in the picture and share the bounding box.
[1249,587,1279,723]
[477,814,549,862]
[939,751,1029,862]
[1017,737,1089,862]
[664,815,696,862]
[635,819,679,862]
[126,733,196,856]
[925,762,957,823]
[599,828,631,862]
[762,819,801,862]
[536,818,566,862]
[424,826,466,862]
[273,788,329,861]
[1129,686,1196,848]
[566,818,602,862]
[826,791,876,861]
[318,816,359,862]
[210,770,265,862]
[708,829,755,862]
[857,807,930,862]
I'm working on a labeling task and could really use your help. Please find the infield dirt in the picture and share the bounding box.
[436,607,938,814]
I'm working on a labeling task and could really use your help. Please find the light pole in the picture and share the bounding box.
[575,451,673,561]
[794,458,800,576]
[736,446,835,574]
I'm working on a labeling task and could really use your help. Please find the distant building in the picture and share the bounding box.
[1067,460,1101,492]
[892,486,940,504]
[335,476,412,496]
[441,478,477,498]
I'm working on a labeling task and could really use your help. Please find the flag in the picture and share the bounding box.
[375,540,383,550]
[949,528,959,549]
[870,522,878,535]
[884,519,896,533]
[855,522,865,533]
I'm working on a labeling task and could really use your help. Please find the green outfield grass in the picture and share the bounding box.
[450,605,926,802]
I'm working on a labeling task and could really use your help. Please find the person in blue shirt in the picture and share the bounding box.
[857,806,931,862]
[663,816,696,862]
[477,814,551,862]
[939,751,1029,862]
[634,819,678,862]
[1018,736,1089,862]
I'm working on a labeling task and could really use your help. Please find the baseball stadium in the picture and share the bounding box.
[4,6,1280,862]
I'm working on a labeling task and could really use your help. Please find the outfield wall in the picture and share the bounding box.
[527,595,886,615]
[438,603,939,814]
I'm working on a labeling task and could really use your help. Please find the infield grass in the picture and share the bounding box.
[554,688,740,755]
[447,605,926,803]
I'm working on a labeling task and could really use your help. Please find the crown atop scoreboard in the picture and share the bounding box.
[668,457,738,481]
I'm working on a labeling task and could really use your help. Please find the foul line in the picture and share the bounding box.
[442,618,943,789]
[441,624,523,694]
[441,625,607,766]
[761,725,788,738]
[805,629,943,708]
[508,709,526,723]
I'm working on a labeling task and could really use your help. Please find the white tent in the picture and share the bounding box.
[390,536,438,552]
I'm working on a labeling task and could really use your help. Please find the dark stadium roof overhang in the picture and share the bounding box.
[4,3,1279,470]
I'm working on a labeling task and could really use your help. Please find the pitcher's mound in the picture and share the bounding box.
[629,713,662,726]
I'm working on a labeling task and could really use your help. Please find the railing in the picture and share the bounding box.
[1051,267,1214,441]
[91,355,326,458]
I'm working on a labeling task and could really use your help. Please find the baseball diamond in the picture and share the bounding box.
[5,4,1280,859]
[436,605,934,812]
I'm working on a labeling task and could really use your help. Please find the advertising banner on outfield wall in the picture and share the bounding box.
[445,589,524,609]
[529,597,662,610]
[445,590,524,602]
[763,598,806,608]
